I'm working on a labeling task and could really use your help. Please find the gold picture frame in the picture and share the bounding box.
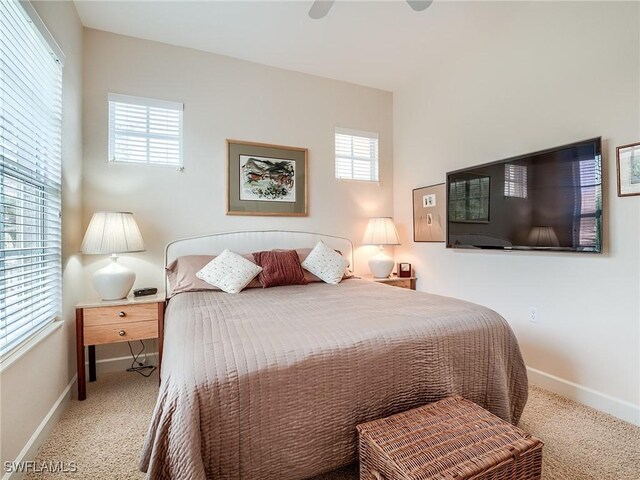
[616,141,640,197]
[226,139,308,216]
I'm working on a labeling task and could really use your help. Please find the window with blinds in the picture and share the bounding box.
[108,93,184,168]
[1,0,63,356]
[335,128,379,182]
[448,176,490,223]
[504,164,528,198]
[576,157,602,250]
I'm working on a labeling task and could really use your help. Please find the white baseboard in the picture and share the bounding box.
[2,351,158,479]
[527,366,640,426]
[91,351,159,375]
[2,375,76,480]
[2,361,634,480]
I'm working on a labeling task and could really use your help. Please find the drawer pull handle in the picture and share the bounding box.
[118,311,126,317]
[118,330,126,336]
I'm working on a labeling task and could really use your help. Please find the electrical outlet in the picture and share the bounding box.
[529,307,539,324]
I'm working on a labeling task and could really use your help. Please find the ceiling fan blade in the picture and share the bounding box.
[309,0,335,19]
[406,0,433,12]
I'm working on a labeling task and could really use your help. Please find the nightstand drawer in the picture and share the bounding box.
[84,320,158,346]
[84,303,157,327]
[76,294,165,400]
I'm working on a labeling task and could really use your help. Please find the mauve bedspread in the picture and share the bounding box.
[140,279,528,480]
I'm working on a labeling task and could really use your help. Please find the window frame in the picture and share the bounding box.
[574,156,602,251]
[334,127,379,183]
[1,0,64,361]
[504,163,528,199]
[448,176,491,223]
[107,93,184,170]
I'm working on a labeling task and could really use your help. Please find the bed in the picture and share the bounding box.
[140,231,528,480]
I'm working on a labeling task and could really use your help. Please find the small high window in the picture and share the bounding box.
[335,128,379,182]
[108,93,183,169]
[504,164,527,198]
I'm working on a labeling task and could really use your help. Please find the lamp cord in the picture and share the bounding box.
[126,340,157,378]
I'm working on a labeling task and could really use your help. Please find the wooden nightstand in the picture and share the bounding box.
[365,275,417,290]
[75,293,165,400]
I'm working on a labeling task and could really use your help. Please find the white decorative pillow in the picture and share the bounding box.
[301,241,350,285]
[196,249,262,294]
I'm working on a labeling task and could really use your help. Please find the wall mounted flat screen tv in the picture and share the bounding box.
[446,138,602,253]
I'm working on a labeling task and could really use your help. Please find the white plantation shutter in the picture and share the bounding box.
[108,93,183,168]
[504,164,527,198]
[335,127,379,182]
[1,0,63,356]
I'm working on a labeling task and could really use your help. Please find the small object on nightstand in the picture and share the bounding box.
[75,292,165,401]
[134,287,158,297]
[398,262,412,277]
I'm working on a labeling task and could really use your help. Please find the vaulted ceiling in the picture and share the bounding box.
[73,0,526,92]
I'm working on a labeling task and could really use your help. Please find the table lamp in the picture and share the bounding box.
[81,212,145,300]
[527,226,559,248]
[362,217,401,278]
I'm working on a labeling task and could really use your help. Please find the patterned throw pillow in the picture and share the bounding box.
[196,249,263,294]
[275,248,353,283]
[253,250,308,288]
[166,254,262,297]
[301,241,350,285]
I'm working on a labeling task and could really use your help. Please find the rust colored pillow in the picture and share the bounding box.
[252,250,308,288]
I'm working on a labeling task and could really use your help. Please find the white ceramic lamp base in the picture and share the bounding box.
[368,247,395,278]
[92,255,136,300]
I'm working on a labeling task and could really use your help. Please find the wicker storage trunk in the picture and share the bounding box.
[356,396,543,480]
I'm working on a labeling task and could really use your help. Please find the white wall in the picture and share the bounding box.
[0,0,83,471]
[82,29,393,361]
[393,1,640,423]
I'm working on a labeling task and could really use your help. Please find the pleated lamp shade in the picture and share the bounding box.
[362,217,400,279]
[81,212,145,300]
[527,226,559,248]
[362,217,401,246]
[81,212,145,254]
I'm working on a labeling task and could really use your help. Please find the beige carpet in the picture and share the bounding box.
[26,371,640,479]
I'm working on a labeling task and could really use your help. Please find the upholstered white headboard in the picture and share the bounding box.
[165,229,354,272]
